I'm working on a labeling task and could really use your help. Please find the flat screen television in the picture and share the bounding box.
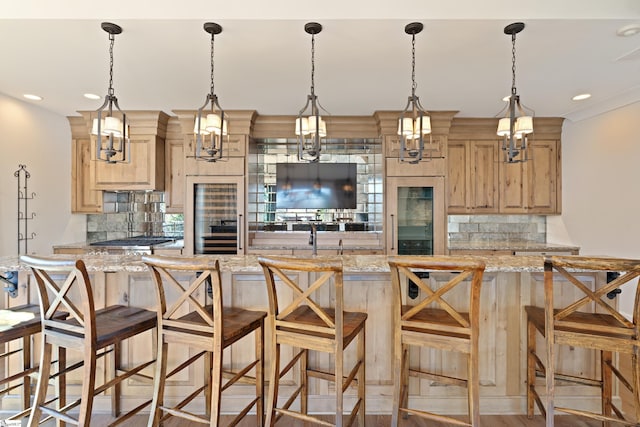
[276,163,357,209]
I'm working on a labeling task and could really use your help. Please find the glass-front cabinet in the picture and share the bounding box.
[184,176,245,255]
[385,176,446,255]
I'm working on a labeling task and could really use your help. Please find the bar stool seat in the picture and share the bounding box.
[258,255,367,427]
[526,255,640,427]
[20,255,157,427]
[387,256,486,427]
[0,304,67,421]
[142,255,266,427]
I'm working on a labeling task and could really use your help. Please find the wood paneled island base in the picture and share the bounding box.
[0,255,629,419]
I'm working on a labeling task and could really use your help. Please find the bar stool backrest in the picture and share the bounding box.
[388,256,486,337]
[258,256,344,345]
[544,256,640,339]
[20,255,96,344]
[142,255,224,346]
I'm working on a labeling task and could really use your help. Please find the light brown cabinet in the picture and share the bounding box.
[447,117,562,214]
[69,116,102,213]
[70,111,169,194]
[71,137,103,213]
[447,140,499,213]
[499,139,560,214]
[164,118,184,213]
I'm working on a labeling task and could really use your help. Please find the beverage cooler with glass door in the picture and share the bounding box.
[184,176,245,255]
[386,176,445,255]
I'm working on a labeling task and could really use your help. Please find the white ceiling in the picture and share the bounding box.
[2,1,640,122]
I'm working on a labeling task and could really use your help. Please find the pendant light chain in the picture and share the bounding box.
[511,32,517,95]
[108,32,115,97]
[411,32,417,97]
[210,32,215,96]
[310,32,316,98]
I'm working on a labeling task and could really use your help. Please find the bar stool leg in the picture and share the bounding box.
[468,350,480,426]
[357,328,366,426]
[77,345,97,426]
[401,345,409,419]
[57,347,67,427]
[21,334,31,411]
[526,318,536,418]
[336,345,344,427]
[112,341,122,417]
[300,348,308,415]
[633,352,640,423]
[602,350,613,427]
[147,341,168,427]
[204,351,213,417]
[265,341,280,426]
[28,340,53,427]
[209,346,223,425]
[255,321,265,426]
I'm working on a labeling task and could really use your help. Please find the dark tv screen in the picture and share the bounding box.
[276,163,357,209]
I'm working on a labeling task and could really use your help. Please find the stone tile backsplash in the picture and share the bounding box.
[448,215,546,243]
[86,191,166,242]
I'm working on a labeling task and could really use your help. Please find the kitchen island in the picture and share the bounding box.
[0,254,614,416]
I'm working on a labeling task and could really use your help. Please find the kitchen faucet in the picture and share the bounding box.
[309,223,317,255]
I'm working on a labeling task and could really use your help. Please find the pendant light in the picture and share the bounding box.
[297,22,329,163]
[92,22,129,164]
[194,22,228,162]
[496,22,534,163]
[398,22,431,164]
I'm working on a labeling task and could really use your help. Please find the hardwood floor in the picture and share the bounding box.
[84,414,603,426]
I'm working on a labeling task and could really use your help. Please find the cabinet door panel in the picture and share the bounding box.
[165,138,184,212]
[526,140,558,213]
[500,161,526,213]
[72,138,102,213]
[92,136,165,191]
[446,142,469,213]
[470,141,499,211]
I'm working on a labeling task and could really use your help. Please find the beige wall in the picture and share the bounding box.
[0,93,86,256]
[547,101,640,316]
[547,101,640,257]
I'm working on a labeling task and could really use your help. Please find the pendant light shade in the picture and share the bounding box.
[297,22,329,163]
[194,22,227,162]
[397,22,432,164]
[496,22,534,163]
[92,22,130,164]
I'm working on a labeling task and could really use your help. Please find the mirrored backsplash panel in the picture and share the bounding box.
[248,138,383,232]
[86,191,183,242]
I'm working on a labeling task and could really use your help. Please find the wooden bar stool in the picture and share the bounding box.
[20,255,157,427]
[387,256,486,427]
[0,304,66,422]
[141,255,266,426]
[258,256,367,427]
[526,255,640,427]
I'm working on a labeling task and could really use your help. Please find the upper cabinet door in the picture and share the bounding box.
[525,140,560,214]
[79,110,169,191]
[447,140,499,214]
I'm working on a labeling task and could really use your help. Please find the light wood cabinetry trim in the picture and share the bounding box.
[252,114,379,139]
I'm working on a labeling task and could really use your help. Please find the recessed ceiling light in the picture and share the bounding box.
[84,93,101,100]
[572,93,592,101]
[23,94,43,101]
[617,24,640,37]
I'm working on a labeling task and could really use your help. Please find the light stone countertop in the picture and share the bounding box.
[448,240,580,253]
[1,254,549,274]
